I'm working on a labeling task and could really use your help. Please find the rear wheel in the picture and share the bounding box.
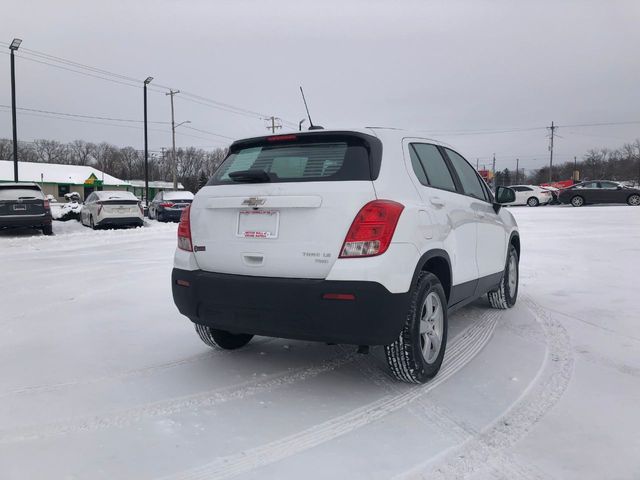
[488,245,519,309]
[195,324,253,350]
[627,194,640,206]
[527,196,539,207]
[571,195,584,207]
[157,211,164,222]
[385,272,448,384]
[42,224,53,236]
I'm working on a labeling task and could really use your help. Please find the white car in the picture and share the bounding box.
[80,190,144,229]
[506,185,553,207]
[171,129,520,383]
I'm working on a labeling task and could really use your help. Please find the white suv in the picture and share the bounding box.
[172,129,520,383]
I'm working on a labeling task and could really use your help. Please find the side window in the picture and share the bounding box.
[580,182,599,189]
[444,148,488,201]
[522,187,533,191]
[511,186,523,192]
[154,192,163,202]
[408,146,428,185]
[410,143,456,192]
[600,182,618,189]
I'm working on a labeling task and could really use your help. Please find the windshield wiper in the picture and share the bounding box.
[228,169,272,183]
[18,196,36,199]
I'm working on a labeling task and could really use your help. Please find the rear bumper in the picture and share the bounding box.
[171,268,410,345]
[0,213,51,229]
[159,209,184,221]
[96,216,143,227]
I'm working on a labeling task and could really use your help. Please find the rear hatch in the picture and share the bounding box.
[100,200,141,217]
[190,131,382,279]
[0,186,46,217]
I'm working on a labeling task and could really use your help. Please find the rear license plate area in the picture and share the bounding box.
[13,204,27,211]
[237,210,279,238]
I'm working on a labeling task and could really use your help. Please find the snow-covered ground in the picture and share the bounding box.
[0,206,638,479]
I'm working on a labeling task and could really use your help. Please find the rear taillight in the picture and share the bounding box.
[43,200,50,210]
[138,203,144,215]
[339,200,404,258]
[160,202,174,208]
[177,205,193,252]
[97,203,103,215]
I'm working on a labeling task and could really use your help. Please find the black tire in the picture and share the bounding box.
[157,211,164,222]
[384,272,448,384]
[570,195,584,207]
[627,194,640,206]
[526,196,539,207]
[42,224,53,236]
[195,324,253,350]
[488,245,519,309]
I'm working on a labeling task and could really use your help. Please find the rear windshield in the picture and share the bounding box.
[208,135,376,185]
[0,187,44,201]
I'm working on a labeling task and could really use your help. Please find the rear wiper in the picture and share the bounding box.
[18,196,36,199]
[228,169,272,183]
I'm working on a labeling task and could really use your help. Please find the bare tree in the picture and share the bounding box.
[69,140,96,166]
[33,139,68,164]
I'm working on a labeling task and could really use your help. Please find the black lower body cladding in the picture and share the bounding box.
[96,217,143,227]
[171,269,410,345]
[0,213,51,230]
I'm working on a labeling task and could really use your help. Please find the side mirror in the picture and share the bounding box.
[493,186,516,212]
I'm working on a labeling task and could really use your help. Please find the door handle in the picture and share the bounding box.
[430,197,445,207]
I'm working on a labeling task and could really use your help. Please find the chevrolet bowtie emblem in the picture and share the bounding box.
[242,197,266,207]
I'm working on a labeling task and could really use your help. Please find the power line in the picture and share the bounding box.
[0,104,169,124]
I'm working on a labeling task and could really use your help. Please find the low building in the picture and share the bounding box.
[126,180,186,202]
[0,160,131,201]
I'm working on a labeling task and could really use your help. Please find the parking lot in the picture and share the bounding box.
[1,205,639,479]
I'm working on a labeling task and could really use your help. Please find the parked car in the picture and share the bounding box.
[0,183,52,235]
[80,190,144,229]
[540,185,561,204]
[171,129,520,383]
[505,185,553,207]
[149,190,194,222]
[558,180,640,207]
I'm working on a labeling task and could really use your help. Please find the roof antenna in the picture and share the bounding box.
[299,86,323,130]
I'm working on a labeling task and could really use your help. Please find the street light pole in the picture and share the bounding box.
[9,38,22,182]
[143,77,153,210]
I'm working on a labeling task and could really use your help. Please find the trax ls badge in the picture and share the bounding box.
[242,197,266,207]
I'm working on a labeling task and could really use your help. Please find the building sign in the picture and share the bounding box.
[84,173,103,186]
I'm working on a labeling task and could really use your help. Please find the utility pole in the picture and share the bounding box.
[143,77,153,209]
[265,116,282,134]
[492,153,496,190]
[9,39,22,182]
[548,121,556,184]
[476,158,479,170]
[516,158,519,184]
[166,89,180,189]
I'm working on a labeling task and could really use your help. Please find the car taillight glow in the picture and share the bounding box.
[160,202,174,208]
[43,199,50,210]
[339,200,404,258]
[177,205,193,252]
[266,134,297,142]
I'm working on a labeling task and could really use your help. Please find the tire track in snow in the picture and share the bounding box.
[0,339,274,399]
[396,295,574,480]
[158,313,498,480]
[0,349,353,445]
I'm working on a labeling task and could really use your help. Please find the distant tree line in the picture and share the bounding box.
[492,139,640,186]
[0,138,228,193]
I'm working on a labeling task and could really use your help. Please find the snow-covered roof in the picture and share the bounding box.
[128,180,184,189]
[0,160,130,186]
[163,190,194,200]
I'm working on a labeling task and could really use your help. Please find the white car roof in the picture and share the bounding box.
[95,190,138,201]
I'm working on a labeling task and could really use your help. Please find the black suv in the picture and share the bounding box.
[0,183,53,235]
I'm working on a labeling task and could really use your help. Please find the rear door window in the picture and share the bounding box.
[444,148,488,201]
[409,143,457,192]
[209,135,375,185]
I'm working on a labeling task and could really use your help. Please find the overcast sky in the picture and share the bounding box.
[1,0,639,172]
